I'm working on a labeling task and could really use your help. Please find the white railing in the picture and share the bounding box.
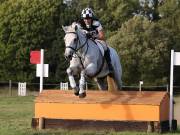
[60,82,68,90]
[18,82,26,96]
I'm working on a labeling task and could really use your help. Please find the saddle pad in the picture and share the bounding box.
[95,40,106,56]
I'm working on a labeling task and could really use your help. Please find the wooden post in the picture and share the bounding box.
[9,80,12,96]
[107,75,117,91]
[39,117,45,129]
[166,84,168,92]
[147,121,154,133]
[154,122,161,133]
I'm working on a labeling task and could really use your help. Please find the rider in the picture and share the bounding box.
[78,7,113,74]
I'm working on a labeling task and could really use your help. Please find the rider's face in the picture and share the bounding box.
[83,18,92,27]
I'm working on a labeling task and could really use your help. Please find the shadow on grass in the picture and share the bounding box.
[29,127,180,135]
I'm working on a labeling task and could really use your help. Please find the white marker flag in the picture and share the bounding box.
[174,52,180,66]
[36,64,49,77]
[169,50,180,131]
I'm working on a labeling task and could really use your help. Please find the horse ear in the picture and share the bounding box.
[62,25,67,32]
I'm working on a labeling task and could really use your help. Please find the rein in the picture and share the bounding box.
[65,32,88,53]
[65,31,105,77]
[65,31,89,69]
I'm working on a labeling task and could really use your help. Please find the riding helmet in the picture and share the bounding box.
[81,8,94,19]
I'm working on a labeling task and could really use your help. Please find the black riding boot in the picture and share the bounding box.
[104,48,114,75]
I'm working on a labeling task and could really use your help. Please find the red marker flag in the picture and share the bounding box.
[30,51,40,64]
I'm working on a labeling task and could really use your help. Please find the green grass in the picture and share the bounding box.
[0,95,180,135]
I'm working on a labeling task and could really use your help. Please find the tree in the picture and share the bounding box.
[0,0,180,87]
[108,6,180,85]
[0,0,73,83]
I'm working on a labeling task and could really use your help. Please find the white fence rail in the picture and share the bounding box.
[60,82,68,90]
[18,82,26,96]
[1,81,180,96]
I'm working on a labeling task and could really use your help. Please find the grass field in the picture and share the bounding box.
[0,92,180,135]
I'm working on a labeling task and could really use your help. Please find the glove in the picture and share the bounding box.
[86,31,98,39]
[86,32,93,39]
[91,34,98,39]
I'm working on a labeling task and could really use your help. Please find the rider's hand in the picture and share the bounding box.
[86,32,92,38]
[91,34,98,39]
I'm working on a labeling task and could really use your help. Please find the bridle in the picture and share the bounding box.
[65,30,105,77]
[65,31,89,69]
[65,31,88,53]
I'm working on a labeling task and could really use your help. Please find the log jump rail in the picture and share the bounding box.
[32,90,177,133]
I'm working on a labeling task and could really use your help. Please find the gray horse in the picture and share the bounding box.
[62,23,122,98]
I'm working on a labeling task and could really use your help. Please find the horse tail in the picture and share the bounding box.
[109,47,123,89]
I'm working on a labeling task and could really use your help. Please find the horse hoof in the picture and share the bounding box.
[74,91,79,96]
[79,92,86,98]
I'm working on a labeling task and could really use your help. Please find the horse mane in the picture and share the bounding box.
[72,22,86,38]
[62,22,76,33]
[63,22,86,41]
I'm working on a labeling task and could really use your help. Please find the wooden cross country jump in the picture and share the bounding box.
[32,90,177,133]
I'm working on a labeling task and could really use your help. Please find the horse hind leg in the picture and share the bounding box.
[94,77,108,90]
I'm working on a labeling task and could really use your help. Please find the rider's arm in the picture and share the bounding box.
[93,20,105,40]
[97,30,105,40]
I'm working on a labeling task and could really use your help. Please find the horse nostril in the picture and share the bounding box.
[68,55,72,59]
[65,54,72,60]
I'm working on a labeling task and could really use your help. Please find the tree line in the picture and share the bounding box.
[0,0,180,87]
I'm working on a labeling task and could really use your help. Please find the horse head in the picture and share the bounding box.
[62,22,87,61]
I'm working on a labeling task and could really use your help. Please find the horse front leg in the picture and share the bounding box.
[66,67,79,96]
[79,70,86,98]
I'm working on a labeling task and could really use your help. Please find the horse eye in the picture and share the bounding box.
[74,38,77,42]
